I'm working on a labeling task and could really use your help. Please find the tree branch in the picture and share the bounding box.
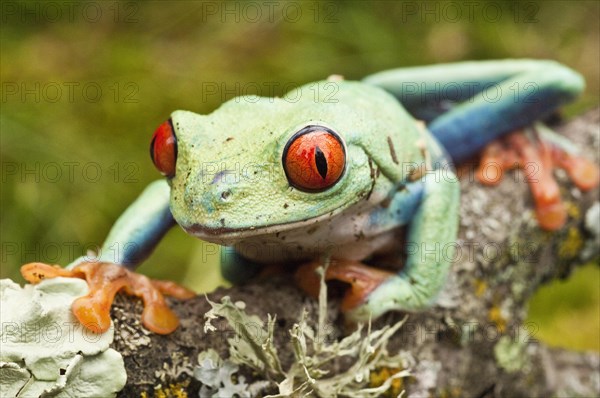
[114,109,600,397]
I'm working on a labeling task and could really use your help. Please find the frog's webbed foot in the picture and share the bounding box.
[21,261,195,334]
[294,259,393,312]
[476,128,599,230]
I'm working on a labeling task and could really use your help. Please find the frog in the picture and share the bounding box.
[21,60,599,334]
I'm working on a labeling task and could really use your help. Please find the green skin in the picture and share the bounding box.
[95,60,583,321]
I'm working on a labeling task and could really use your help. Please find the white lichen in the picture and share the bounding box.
[581,201,600,260]
[194,349,259,398]
[155,351,194,383]
[0,278,126,397]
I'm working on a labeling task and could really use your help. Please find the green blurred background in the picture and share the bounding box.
[1,0,598,351]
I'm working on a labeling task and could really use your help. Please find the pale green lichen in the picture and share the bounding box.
[196,264,410,397]
[493,326,531,373]
[194,349,269,398]
[0,278,126,397]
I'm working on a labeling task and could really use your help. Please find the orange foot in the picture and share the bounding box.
[21,261,195,335]
[295,259,393,312]
[476,130,599,230]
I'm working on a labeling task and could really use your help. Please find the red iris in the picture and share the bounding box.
[150,119,177,178]
[283,126,346,192]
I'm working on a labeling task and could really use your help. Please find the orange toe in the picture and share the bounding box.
[295,259,393,312]
[473,129,598,231]
[554,152,600,192]
[535,201,567,231]
[21,262,81,282]
[72,296,114,334]
[476,141,506,185]
[20,261,194,335]
[142,303,181,335]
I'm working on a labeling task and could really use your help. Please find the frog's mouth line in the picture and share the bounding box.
[181,204,350,243]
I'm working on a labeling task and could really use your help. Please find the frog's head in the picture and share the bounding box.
[150,81,421,245]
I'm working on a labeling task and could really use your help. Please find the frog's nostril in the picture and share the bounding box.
[220,190,232,201]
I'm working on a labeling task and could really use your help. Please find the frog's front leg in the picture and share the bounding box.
[296,169,459,320]
[21,180,194,334]
[349,169,459,320]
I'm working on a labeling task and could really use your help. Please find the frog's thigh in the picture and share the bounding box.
[220,246,263,284]
[347,169,460,320]
[364,60,584,163]
[426,64,584,162]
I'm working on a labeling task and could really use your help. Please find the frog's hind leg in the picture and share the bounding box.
[295,259,395,312]
[364,59,584,162]
[366,60,599,230]
[476,124,599,230]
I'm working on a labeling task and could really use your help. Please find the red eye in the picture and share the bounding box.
[150,119,177,178]
[282,126,346,192]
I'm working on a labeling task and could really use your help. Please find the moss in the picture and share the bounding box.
[526,264,600,352]
[558,226,584,260]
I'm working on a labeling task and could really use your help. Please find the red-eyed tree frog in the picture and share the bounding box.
[22,60,599,334]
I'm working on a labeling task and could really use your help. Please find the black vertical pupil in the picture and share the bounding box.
[314,146,328,179]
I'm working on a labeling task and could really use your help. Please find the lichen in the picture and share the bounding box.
[155,351,194,384]
[558,226,584,260]
[0,278,126,397]
[142,380,190,398]
[493,327,530,373]
[194,349,259,398]
[369,366,405,397]
[196,263,410,397]
[473,279,488,297]
[438,386,464,398]
[581,201,600,261]
[488,303,507,334]
[565,201,581,220]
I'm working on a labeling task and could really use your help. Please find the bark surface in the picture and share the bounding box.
[114,109,600,398]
